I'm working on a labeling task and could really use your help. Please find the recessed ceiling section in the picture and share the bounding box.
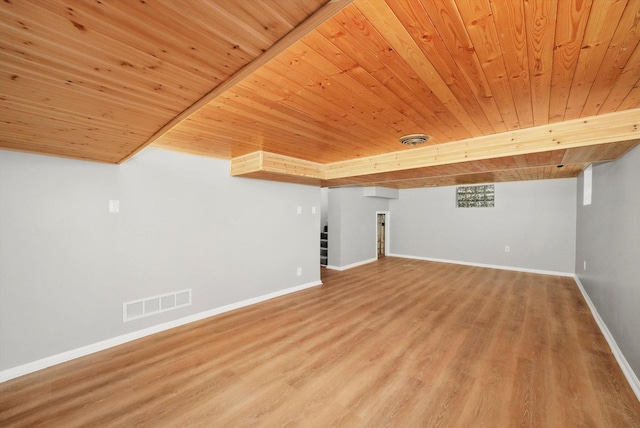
[154,0,640,167]
[1,0,640,188]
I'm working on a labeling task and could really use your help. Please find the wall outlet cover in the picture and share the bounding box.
[108,200,120,213]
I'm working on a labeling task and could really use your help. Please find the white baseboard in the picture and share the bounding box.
[326,257,377,271]
[573,276,640,402]
[388,254,639,400]
[387,253,574,277]
[0,280,322,383]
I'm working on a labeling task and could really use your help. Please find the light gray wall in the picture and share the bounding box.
[575,145,640,376]
[326,187,389,268]
[389,179,577,273]
[320,187,329,231]
[0,148,320,371]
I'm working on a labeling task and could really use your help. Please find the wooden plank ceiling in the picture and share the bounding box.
[1,0,639,188]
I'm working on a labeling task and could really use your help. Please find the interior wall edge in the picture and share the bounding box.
[386,254,575,278]
[573,276,640,401]
[0,280,322,383]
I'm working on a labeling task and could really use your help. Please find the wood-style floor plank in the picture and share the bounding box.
[1,257,639,427]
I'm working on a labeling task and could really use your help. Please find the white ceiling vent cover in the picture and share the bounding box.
[399,133,431,146]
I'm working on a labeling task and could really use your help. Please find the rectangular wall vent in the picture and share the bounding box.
[123,289,192,322]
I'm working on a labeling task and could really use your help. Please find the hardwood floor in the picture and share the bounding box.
[1,257,639,427]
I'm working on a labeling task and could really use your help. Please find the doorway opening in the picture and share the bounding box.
[376,212,389,259]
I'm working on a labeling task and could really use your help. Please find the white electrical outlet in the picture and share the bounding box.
[505,245,510,253]
[297,206,302,215]
[297,267,302,276]
[108,200,120,213]
[312,206,317,214]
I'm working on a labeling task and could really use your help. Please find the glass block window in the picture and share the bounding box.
[456,184,495,208]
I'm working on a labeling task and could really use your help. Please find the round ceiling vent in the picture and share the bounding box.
[399,133,430,146]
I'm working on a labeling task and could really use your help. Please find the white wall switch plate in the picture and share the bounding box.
[109,200,120,213]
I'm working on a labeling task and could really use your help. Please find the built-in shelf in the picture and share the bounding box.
[320,227,328,265]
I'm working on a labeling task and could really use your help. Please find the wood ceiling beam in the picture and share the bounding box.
[230,108,640,183]
[345,163,587,189]
[324,108,640,179]
[231,151,324,179]
[118,0,355,164]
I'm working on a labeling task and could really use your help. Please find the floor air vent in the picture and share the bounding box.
[123,289,191,322]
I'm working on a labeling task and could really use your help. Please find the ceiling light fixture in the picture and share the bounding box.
[399,133,430,146]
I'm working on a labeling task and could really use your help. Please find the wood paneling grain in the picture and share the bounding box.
[454,0,518,130]
[549,0,592,122]
[524,0,557,126]
[0,0,330,163]
[120,0,354,162]
[581,0,640,117]
[490,0,534,129]
[354,0,487,136]
[2,0,640,187]
[619,74,640,110]
[323,109,640,180]
[326,8,470,141]
[564,0,629,120]
[1,259,638,426]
